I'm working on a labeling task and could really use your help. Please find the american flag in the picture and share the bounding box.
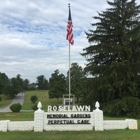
[66,4,74,45]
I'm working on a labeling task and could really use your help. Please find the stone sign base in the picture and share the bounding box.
[0,102,138,132]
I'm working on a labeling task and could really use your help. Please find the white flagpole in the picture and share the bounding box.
[68,3,71,107]
[67,3,73,108]
[69,41,71,107]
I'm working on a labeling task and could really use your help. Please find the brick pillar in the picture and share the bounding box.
[125,119,138,130]
[34,102,44,132]
[0,120,10,132]
[93,101,104,131]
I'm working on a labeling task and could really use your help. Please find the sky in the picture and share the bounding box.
[0,0,139,83]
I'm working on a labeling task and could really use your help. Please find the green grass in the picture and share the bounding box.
[22,90,62,111]
[0,90,63,121]
[0,130,140,140]
[0,112,34,121]
[0,94,13,109]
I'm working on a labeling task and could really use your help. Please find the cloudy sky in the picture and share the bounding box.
[0,0,139,83]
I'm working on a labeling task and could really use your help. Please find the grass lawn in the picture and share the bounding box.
[22,90,62,111]
[0,90,140,140]
[0,130,140,140]
[0,94,13,109]
[0,112,34,121]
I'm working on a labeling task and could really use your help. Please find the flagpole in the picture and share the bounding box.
[69,41,71,107]
[67,3,73,108]
[68,3,71,107]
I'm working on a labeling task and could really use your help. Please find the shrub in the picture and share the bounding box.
[31,104,38,111]
[30,95,38,104]
[103,97,140,118]
[10,103,22,112]
[121,97,140,118]
[0,97,2,101]
[103,99,123,117]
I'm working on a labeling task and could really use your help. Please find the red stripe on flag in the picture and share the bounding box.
[66,7,74,45]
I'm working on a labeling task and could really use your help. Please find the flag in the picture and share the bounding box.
[66,4,74,45]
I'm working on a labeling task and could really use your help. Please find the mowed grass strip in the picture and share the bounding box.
[22,90,62,111]
[0,130,140,140]
[0,112,34,121]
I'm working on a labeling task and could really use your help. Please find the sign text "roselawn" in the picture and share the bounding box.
[47,105,91,112]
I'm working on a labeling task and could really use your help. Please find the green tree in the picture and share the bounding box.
[49,69,66,100]
[0,72,9,94]
[82,0,140,108]
[28,82,37,90]
[36,75,49,90]
[67,63,86,103]
[23,79,30,90]
[16,74,24,91]
[4,78,22,98]
[44,79,49,90]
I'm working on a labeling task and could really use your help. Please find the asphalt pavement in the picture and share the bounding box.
[0,92,24,112]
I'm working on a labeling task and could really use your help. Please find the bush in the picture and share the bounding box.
[103,99,123,117]
[0,97,2,101]
[30,95,38,104]
[121,97,140,118]
[103,97,140,118]
[10,103,22,112]
[31,104,38,111]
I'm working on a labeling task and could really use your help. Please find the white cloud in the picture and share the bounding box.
[0,0,139,82]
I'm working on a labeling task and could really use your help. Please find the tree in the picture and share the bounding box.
[44,79,49,90]
[23,79,30,90]
[16,74,24,91]
[36,75,49,90]
[67,63,86,103]
[82,0,140,115]
[28,82,37,90]
[49,69,66,100]
[4,78,22,98]
[0,72,9,94]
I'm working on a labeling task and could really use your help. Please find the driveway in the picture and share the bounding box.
[0,92,24,112]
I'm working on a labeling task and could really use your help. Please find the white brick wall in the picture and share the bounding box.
[8,121,34,131]
[103,120,127,130]
[0,104,138,132]
[125,119,138,129]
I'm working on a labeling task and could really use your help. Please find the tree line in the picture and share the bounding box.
[0,62,85,101]
[0,73,49,98]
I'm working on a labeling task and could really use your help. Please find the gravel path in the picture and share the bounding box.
[0,92,24,112]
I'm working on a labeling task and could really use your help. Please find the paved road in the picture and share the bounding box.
[0,92,24,112]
